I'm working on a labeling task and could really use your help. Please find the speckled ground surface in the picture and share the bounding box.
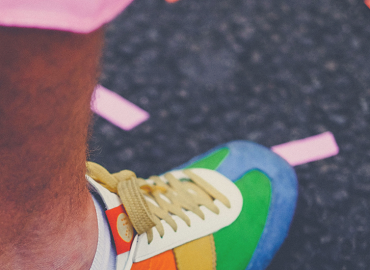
[89,0,370,269]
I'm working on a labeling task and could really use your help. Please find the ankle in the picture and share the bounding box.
[0,191,98,270]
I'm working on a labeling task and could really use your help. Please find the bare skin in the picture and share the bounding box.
[0,26,104,269]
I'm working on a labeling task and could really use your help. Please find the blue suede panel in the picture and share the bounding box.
[175,141,298,270]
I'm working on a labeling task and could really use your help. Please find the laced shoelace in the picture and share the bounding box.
[87,162,230,243]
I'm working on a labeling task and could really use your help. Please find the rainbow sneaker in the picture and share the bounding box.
[87,140,297,270]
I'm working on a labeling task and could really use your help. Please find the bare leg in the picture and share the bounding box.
[0,26,104,269]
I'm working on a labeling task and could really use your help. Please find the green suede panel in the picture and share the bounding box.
[186,147,230,170]
[213,170,272,270]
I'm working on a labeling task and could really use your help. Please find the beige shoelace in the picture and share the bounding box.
[87,162,230,243]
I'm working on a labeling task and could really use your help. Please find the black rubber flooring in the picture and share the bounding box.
[89,0,370,269]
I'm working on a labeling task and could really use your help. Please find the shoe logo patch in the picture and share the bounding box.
[117,212,134,242]
[106,204,135,255]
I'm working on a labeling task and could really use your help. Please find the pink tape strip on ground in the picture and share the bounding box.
[91,85,150,130]
[271,132,339,166]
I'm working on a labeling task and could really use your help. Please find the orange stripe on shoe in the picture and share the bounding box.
[131,250,177,270]
[173,235,216,270]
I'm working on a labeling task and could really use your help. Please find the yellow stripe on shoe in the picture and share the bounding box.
[173,235,217,270]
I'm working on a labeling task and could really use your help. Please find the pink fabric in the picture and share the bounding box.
[0,0,133,33]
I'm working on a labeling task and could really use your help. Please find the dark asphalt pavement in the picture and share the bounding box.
[89,0,370,269]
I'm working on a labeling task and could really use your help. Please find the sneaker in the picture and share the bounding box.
[86,140,297,270]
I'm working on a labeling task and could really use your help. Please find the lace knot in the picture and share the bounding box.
[87,162,156,234]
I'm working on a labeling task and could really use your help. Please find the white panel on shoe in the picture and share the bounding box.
[87,175,122,210]
[121,235,138,270]
[132,168,243,262]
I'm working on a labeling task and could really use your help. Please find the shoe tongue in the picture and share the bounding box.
[87,177,136,257]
